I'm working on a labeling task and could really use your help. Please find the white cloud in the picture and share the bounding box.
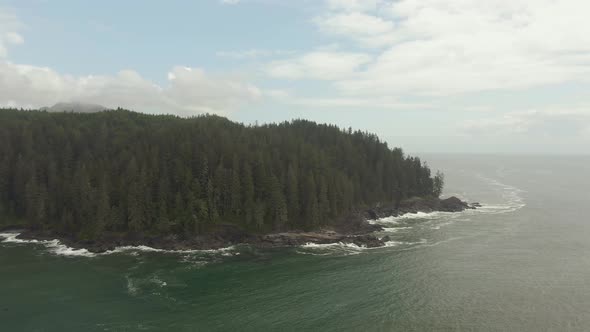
[314,12,396,47]
[290,96,430,109]
[461,113,532,135]
[216,49,295,59]
[261,87,431,109]
[0,8,262,115]
[461,107,590,138]
[0,8,24,57]
[325,0,380,12]
[266,51,371,80]
[305,0,590,96]
[4,31,23,45]
[220,0,241,5]
[164,66,262,113]
[263,89,290,99]
[0,61,262,115]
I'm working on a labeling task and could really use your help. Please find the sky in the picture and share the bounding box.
[1,0,589,155]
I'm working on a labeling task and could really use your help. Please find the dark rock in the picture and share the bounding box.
[439,196,469,212]
[365,209,379,220]
[0,225,25,232]
[13,196,476,252]
[343,234,384,248]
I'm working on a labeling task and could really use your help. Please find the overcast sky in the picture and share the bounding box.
[1,0,589,154]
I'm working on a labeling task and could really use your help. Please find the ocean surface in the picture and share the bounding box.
[1,154,590,331]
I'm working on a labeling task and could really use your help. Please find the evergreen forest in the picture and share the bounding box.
[0,109,443,240]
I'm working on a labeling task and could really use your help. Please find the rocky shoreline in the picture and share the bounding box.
[8,196,478,253]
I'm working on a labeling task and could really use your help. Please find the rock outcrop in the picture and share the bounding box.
[16,196,477,252]
[364,196,475,220]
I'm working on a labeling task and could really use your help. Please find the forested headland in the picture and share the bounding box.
[0,108,444,242]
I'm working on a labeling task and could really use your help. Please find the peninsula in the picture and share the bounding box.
[0,109,476,252]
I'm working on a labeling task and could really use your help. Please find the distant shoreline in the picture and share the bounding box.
[4,197,478,254]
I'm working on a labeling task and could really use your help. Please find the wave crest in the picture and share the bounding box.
[0,232,236,258]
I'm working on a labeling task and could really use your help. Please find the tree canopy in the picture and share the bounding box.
[0,108,442,239]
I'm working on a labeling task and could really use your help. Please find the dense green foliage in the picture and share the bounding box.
[0,109,443,239]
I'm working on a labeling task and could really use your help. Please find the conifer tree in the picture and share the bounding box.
[94,176,110,238]
[318,177,330,225]
[230,155,242,215]
[268,174,288,230]
[286,164,300,224]
[241,162,255,225]
[157,196,170,233]
[303,173,319,228]
[253,200,266,230]
[433,171,445,198]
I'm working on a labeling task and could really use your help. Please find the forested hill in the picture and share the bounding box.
[0,108,443,240]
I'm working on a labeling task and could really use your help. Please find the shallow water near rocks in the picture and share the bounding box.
[2,154,590,331]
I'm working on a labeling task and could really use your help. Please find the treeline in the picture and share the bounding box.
[0,108,443,239]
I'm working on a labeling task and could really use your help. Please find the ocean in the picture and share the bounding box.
[1,154,589,331]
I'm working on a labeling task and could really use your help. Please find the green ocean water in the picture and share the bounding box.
[1,155,590,331]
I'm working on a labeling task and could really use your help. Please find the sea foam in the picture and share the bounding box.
[0,232,98,257]
[476,175,526,214]
[297,238,422,256]
[103,245,236,256]
[0,232,96,257]
[370,211,451,225]
[0,232,236,258]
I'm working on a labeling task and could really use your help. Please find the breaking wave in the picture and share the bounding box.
[300,175,526,257]
[102,245,235,255]
[475,175,526,215]
[370,211,455,226]
[371,176,526,229]
[382,226,411,232]
[0,232,96,257]
[296,239,426,256]
[0,232,236,258]
[126,276,140,296]
[2,175,526,260]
